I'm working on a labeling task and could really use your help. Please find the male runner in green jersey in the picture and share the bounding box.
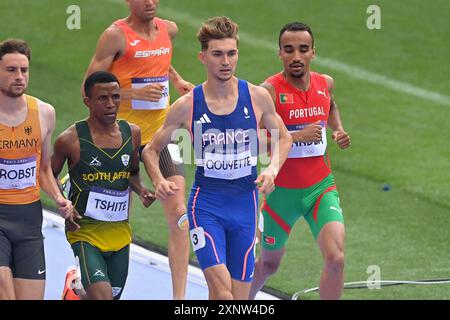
[52,71,154,300]
[249,22,351,300]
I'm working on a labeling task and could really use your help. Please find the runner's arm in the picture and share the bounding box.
[38,103,74,218]
[39,103,64,199]
[258,88,292,176]
[141,93,191,200]
[260,81,321,143]
[128,124,155,207]
[165,19,195,96]
[253,86,292,194]
[258,82,290,153]
[51,129,71,179]
[169,65,195,97]
[324,74,351,149]
[82,27,126,96]
[51,127,82,229]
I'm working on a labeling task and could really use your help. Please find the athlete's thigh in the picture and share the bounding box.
[0,206,44,299]
[8,201,45,280]
[187,187,227,270]
[13,238,45,280]
[159,145,187,219]
[85,282,113,300]
[226,190,258,283]
[13,278,45,300]
[259,187,302,251]
[163,174,186,219]
[105,244,130,300]
[0,205,13,270]
[317,221,345,260]
[305,189,344,241]
[0,266,15,299]
[0,230,12,269]
[203,264,232,298]
[71,241,110,290]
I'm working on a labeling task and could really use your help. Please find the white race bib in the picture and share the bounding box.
[203,149,256,180]
[190,227,206,251]
[131,76,169,110]
[288,126,327,158]
[85,187,130,222]
[0,156,37,190]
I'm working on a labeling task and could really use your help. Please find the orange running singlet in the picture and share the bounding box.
[0,95,41,204]
[109,18,173,144]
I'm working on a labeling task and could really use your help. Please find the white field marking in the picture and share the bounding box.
[128,5,450,107]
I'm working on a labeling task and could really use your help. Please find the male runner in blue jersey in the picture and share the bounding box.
[142,16,292,300]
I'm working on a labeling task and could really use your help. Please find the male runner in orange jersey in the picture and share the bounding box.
[0,39,74,300]
[249,22,351,300]
[82,0,194,299]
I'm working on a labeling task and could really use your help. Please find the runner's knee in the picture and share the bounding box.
[86,283,113,300]
[165,204,188,227]
[324,250,344,274]
[210,288,233,300]
[259,257,282,275]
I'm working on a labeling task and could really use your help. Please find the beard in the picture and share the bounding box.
[1,85,26,98]
[290,71,305,78]
[288,61,306,79]
[288,67,306,78]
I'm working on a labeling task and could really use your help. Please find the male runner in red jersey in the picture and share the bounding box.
[249,22,351,300]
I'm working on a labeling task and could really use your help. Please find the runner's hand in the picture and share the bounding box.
[140,188,156,208]
[56,197,73,219]
[65,208,82,232]
[173,78,195,96]
[292,120,322,143]
[332,130,351,149]
[155,179,180,201]
[133,83,165,101]
[255,166,277,195]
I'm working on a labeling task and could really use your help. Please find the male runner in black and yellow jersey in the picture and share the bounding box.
[52,71,154,300]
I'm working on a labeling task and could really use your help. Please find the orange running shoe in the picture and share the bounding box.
[61,267,81,300]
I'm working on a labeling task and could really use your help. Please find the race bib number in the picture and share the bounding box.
[288,126,327,158]
[131,75,169,110]
[85,187,130,222]
[190,227,206,251]
[0,156,37,190]
[203,149,256,180]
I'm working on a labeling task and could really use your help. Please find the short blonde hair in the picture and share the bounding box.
[197,16,239,51]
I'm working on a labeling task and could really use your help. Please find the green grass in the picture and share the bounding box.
[1,0,449,299]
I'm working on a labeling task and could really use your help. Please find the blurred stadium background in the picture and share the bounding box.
[1,0,449,299]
